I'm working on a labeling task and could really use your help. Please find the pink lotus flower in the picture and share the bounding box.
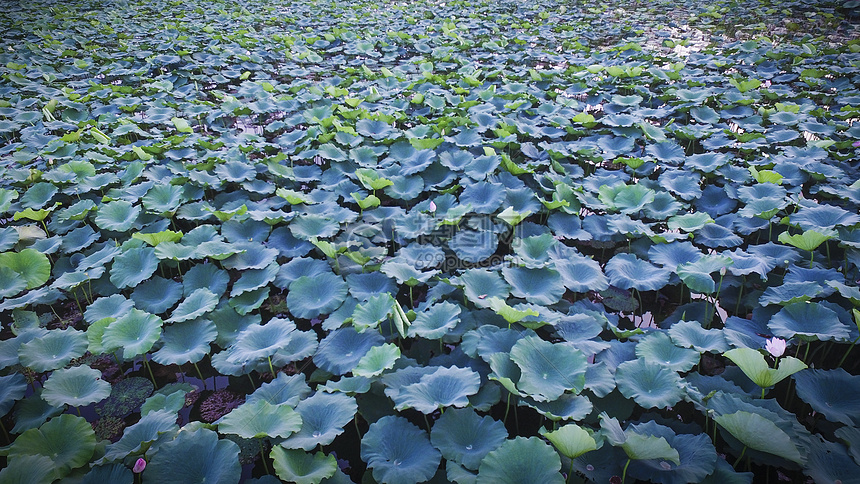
[133,458,146,473]
[429,201,437,213]
[765,337,787,358]
[853,141,860,147]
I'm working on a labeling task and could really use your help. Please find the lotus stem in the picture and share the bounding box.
[259,439,270,475]
[143,355,157,388]
[809,250,814,268]
[621,458,631,484]
[192,362,206,388]
[502,392,511,425]
[0,420,9,444]
[267,355,276,378]
[422,414,431,432]
[734,276,745,316]
[566,458,575,484]
[72,290,83,315]
[733,445,747,468]
[761,387,766,399]
[247,373,255,389]
[837,336,860,368]
[76,406,82,416]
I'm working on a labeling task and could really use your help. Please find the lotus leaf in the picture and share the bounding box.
[393,365,481,413]
[110,247,158,289]
[152,318,217,365]
[352,293,394,332]
[130,276,183,314]
[18,327,88,373]
[0,373,26,416]
[217,399,302,439]
[314,326,384,375]
[668,321,729,353]
[626,420,717,484]
[361,415,441,484]
[769,301,851,341]
[226,317,296,365]
[459,269,510,308]
[509,336,586,402]
[169,288,219,323]
[501,266,565,305]
[793,368,860,426]
[542,423,600,460]
[715,411,805,465]
[95,201,140,232]
[102,309,163,358]
[287,273,348,319]
[7,414,97,480]
[408,301,461,339]
[270,447,338,484]
[605,253,671,291]
[615,358,684,408]
[0,454,56,484]
[143,427,241,484]
[246,373,311,407]
[476,436,564,484]
[430,407,508,470]
[42,365,111,408]
[353,343,400,377]
[635,332,700,372]
[0,248,51,290]
[281,391,358,450]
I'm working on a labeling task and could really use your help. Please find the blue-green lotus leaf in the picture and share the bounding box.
[183,263,230,297]
[598,183,655,213]
[229,262,278,297]
[598,135,635,159]
[345,272,396,301]
[510,336,587,402]
[229,286,270,315]
[448,229,498,263]
[694,222,743,248]
[390,143,436,175]
[553,255,610,293]
[281,391,358,450]
[247,373,311,407]
[20,182,57,209]
[352,293,394,332]
[769,301,851,342]
[668,321,729,353]
[648,242,702,270]
[141,184,185,215]
[226,317,296,364]
[95,201,140,232]
[458,269,510,308]
[222,242,278,270]
[152,319,217,365]
[615,358,684,409]
[715,411,805,465]
[168,288,219,323]
[445,127,483,147]
[102,309,163,358]
[803,435,860,484]
[275,257,332,290]
[287,273,347,319]
[398,243,444,270]
[0,188,19,214]
[0,266,27,298]
[314,326,384,375]
[759,282,826,305]
[270,447,338,484]
[394,366,481,413]
[409,301,461,340]
[501,266,565,305]
[0,454,57,484]
[60,225,99,253]
[676,255,733,294]
[18,327,87,373]
[511,233,556,268]
[793,368,860,426]
[0,227,19,252]
[7,414,97,480]
[214,159,255,183]
[321,375,372,395]
[52,266,105,292]
[210,307,261,348]
[439,150,474,171]
[42,365,111,408]
[110,247,158,290]
[131,276,183,314]
[0,248,51,290]
[790,203,860,232]
[520,393,593,421]
[350,146,380,167]
[635,332,700,372]
[11,387,63,434]
[272,329,319,366]
[476,436,564,484]
[0,373,27,415]
[78,464,134,484]
[606,253,671,291]
[143,427,241,484]
[361,415,441,484]
[627,420,717,484]
[289,215,340,240]
[430,407,507,470]
[217,399,302,439]
[195,241,243,260]
[85,294,134,324]
[459,182,505,214]
[102,409,178,462]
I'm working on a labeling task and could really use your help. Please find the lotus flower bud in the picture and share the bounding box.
[765,337,787,358]
[133,458,147,473]
[429,201,437,213]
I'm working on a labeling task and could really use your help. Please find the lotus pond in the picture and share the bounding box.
[2,0,860,482]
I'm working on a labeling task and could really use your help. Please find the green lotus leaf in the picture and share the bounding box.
[140,389,187,416]
[314,326,384,375]
[226,317,296,364]
[228,286,269,315]
[668,320,729,353]
[18,327,88,373]
[246,373,311,407]
[142,184,185,215]
[501,266,565,305]
[169,288,219,323]
[715,411,805,465]
[615,358,684,408]
[78,464,134,484]
[768,301,851,341]
[0,187,19,214]
[85,294,134,324]
[0,266,27,298]
[102,409,178,462]
[217,399,302,439]
[143,427,241,484]
[677,255,733,294]
[0,373,27,415]
[723,347,807,391]
[0,454,55,484]
[152,318,217,365]
[353,343,400,377]
[271,447,337,484]
[42,365,111,408]
[541,423,600,459]
[598,184,655,214]
[635,331,700,372]
[281,391,358,450]
[408,301,461,339]
[381,260,437,285]
[287,273,347,319]
[110,246,158,289]
[351,293,394,332]
[11,388,63,434]
[778,229,834,252]
[131,276,183,314]
[7,414,97,480]
[508,336,586,402]
[102,309,163,358]
[393,366,481,413]
[289,214,341,240]
[361,415,441,484]
[20,182,57,209]
[430,407,508,470]
[0,248,51,290]
[132,229,184,246]
[793,368,860,426]
[599,414,681,464]
[476,436,564,484]
[605,253,671,291]
[459,269,510,308]
[95,200,140,232]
